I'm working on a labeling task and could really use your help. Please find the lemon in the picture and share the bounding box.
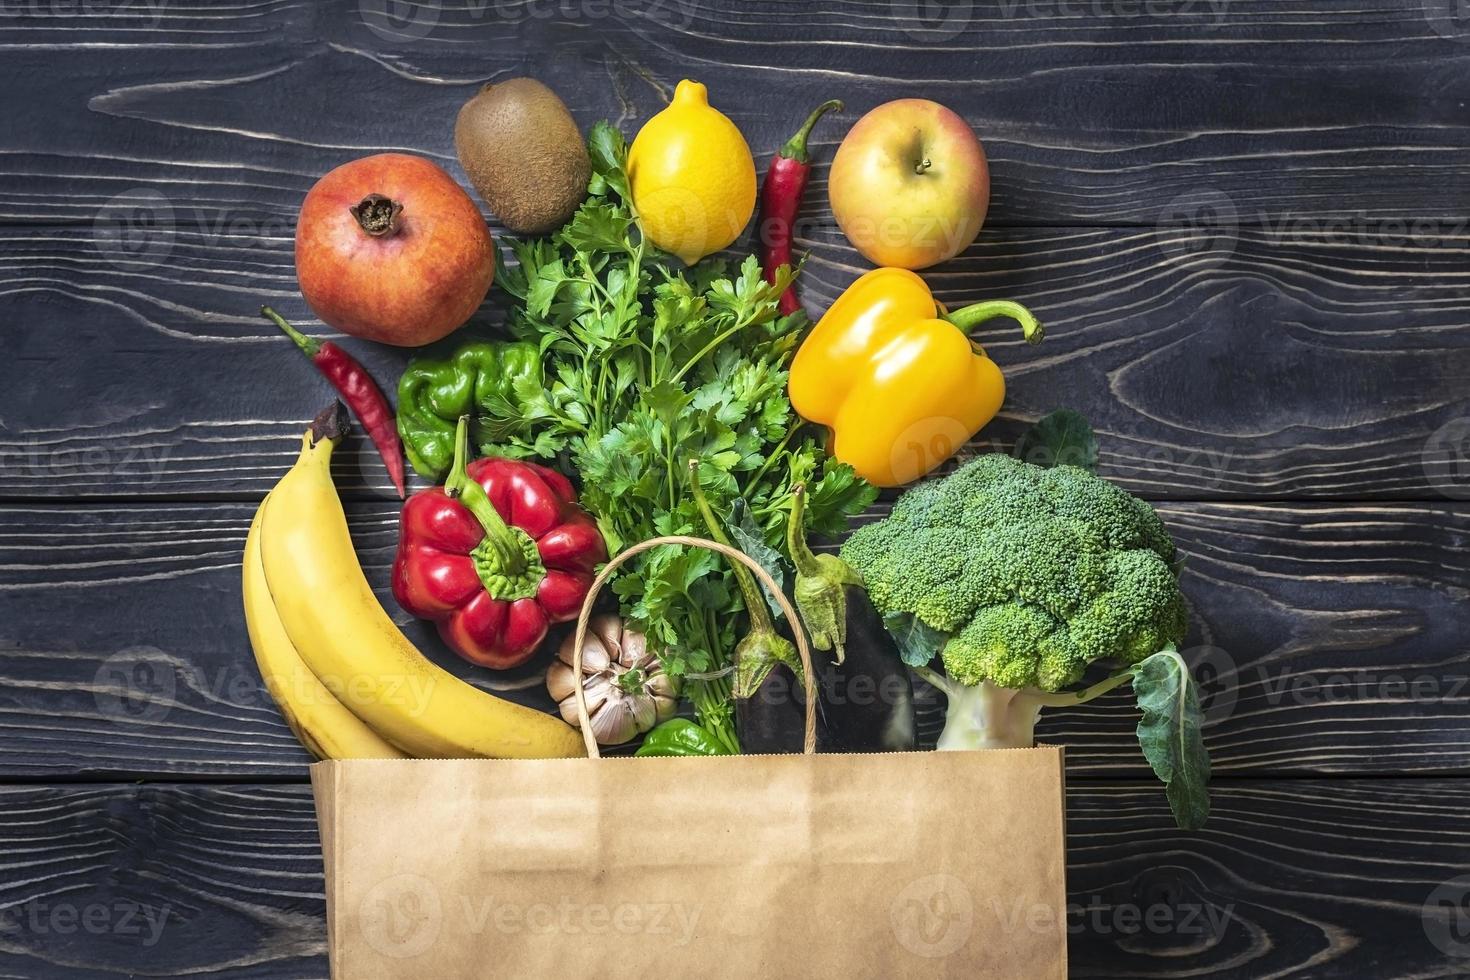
[628,79,756,265]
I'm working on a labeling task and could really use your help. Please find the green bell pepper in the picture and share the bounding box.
[396,340,542,479]
[635,718,734,757]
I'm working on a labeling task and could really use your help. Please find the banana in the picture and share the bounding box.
[243,501,405,760]
[258,418,585,760]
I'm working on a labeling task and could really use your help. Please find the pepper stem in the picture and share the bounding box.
[688,460,774,635]
[779,99,844,164]
[349,194,403,237]
[261,306,321,358]
[786,484,823,579]
[944,299,1045,345]
[444,415,525,576]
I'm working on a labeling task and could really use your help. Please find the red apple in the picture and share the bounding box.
[295,153,494,347]
[828,100,990,270]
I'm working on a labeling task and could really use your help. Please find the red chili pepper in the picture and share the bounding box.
[758,99,843,316]
[392,416,607,670]
[261,306,406,499]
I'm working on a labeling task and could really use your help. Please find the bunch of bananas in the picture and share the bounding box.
[242,405,585,760]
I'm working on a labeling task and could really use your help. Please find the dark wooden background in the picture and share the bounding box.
[3,0,1469,976]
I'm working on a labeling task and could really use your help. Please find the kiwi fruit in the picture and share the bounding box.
[454,78,590,236]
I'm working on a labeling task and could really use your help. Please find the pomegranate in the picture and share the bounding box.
[294,153,494,347]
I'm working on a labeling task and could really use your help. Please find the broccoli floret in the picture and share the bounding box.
[845,452,1208,830]
[840,454,1188,693]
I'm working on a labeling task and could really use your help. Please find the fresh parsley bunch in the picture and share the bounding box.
[488,122,876,750]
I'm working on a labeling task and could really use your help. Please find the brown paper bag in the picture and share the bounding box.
[313,749,1066,979]
[310,537,1069,978]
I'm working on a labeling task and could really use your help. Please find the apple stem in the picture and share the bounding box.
[349,194,403,237]
[944,300,1046,346]
[915,158,933,175]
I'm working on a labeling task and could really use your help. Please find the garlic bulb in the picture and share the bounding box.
[546,615,679,745]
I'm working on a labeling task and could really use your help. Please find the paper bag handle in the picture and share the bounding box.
[570,535,818,758]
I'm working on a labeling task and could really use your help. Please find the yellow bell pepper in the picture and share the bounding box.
[789,268,1043,487]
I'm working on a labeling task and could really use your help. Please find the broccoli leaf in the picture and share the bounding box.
[1014,409,1098,471]
[882,611,949,669]
[1132,647,1211,830]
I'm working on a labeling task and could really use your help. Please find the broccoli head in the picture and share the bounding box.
[840,454,1187,692]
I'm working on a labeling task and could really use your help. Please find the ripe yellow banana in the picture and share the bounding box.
[243,501,405,761]
[259,415,585,760]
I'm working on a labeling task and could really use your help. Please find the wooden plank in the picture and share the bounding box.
[0,501,553,777]
[0,778,1464,978]
[1064,778,1470,978]
[0,783,325,979]
[1,499,1465,778]
[3,223,1468,502]
[3,1,1470,227]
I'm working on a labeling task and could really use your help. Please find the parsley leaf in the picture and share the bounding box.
[475,121,876,748]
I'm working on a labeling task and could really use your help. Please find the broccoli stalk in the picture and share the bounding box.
[912,663,1136,752]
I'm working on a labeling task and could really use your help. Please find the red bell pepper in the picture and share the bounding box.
[392,416,606,669]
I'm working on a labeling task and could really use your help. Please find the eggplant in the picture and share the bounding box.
[788,484,916,753]
[690,459,815,755]
[735,663,811,755]
[733,585,916,754]
[814,585,915,752]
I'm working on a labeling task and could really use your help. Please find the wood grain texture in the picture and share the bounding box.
[1,3,1468,978]
[1,779,1465,979]
[3,0,1470,227]
[0,784,324,979]
[4,0,1469,502]
[2,498,1465,778]
[3,223,1469,502]
[1064,779,1470,979]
